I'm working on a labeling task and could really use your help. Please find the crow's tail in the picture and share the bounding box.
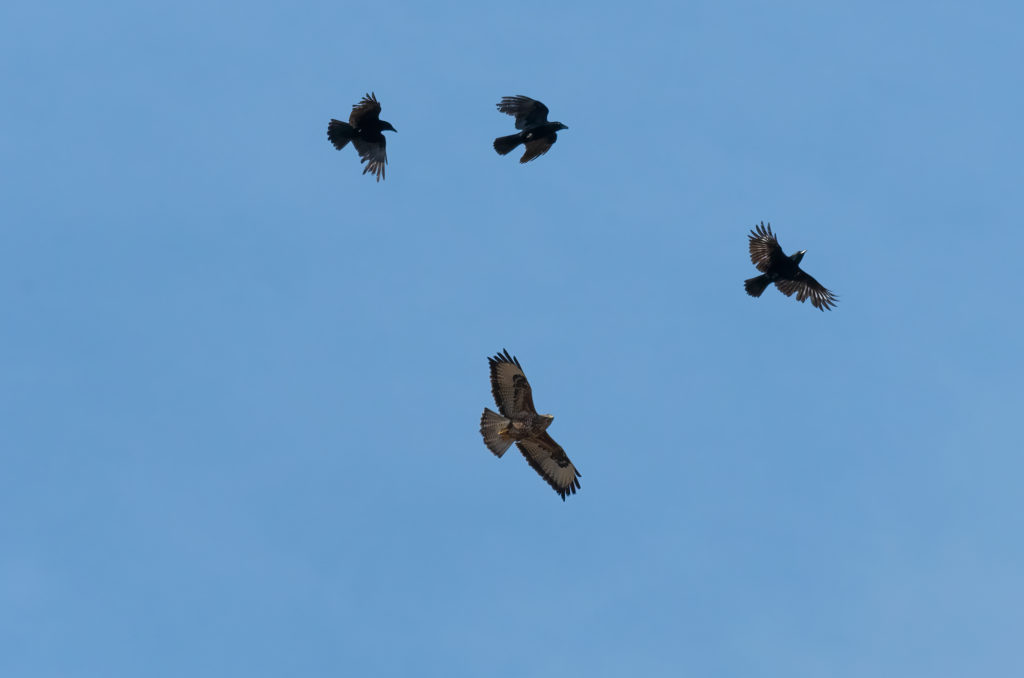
[493,133,522,156]
[327,119,354,150]
[744,274,771,298]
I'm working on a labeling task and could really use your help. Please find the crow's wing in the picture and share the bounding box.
[351,136,387,181]
[516,432,581,501]
[775,271,838,311]
[496,95,550,129]
[349,92,382,128]
[488,349,536,416]
[748,222,786,272]
[519,134,557,163]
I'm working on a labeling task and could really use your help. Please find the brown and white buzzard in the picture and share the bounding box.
[479,349,581,501]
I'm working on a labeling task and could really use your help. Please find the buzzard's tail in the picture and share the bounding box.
[480,408,514,457]
[493,133,522,156]
[744,274,771,298]
[327,119,354,150]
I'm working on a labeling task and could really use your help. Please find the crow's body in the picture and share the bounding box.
[327,93,396,181]
[493,95,568,163]
[745,222,838,311]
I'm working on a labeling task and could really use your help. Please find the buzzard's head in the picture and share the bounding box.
[792,249,807,264]
[540,414,554,430]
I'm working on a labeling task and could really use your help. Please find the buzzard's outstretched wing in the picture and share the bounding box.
[351,137,387,181]
[349,92,382,128]
[775,273,839,311]
[748,222,785,272]
[488,349,536,416]
[496,96,550,130]
[516,432,581,501]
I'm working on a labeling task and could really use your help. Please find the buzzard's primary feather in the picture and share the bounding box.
[480,349,581,500]
[515,433,580,501]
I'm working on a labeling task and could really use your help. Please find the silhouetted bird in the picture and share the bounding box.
[327,93,396,181]
[745,222,838,311]
[493,96,568,163]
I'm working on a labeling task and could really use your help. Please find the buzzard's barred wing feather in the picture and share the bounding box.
[515,433,581,501]
[488,349,536,416]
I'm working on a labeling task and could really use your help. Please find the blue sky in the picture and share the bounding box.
[2,1,1023,676]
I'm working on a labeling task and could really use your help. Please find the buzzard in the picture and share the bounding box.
[479,349,581,500]
[327,92,396,181]
[744,222,838,311]
[493,95,569,163]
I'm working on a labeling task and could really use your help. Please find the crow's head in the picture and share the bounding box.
[791,249,807,264]
[381,120,397,133]
[553,122,569,131]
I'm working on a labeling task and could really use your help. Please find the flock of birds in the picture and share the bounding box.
[327,93,840,501]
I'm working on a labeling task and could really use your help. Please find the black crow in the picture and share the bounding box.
[327,93,396,181]
[493,95,568,163]
[745,222,838,311]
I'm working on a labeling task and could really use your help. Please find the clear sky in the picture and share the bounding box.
[3,1,1023,676]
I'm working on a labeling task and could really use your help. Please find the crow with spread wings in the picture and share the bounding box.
[493,95,569,163]
[744,222,839,311]
[327,93,396,181]
[480,349,581,500]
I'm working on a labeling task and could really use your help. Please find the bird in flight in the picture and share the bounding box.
[744,222,838,311]
[493,95,568,163]
[480,349,581,500]
[327,93,396,181]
